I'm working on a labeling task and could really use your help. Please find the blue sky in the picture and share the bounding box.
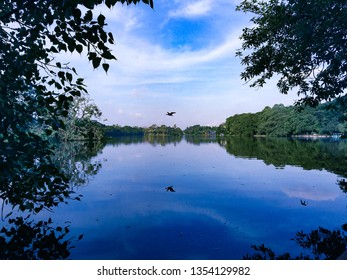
[69,0,297,129]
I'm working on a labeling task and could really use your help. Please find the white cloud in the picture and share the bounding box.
[91,3,143,33]
[102,31,241,87]
[169,0,213,18]
[133,112,142,118]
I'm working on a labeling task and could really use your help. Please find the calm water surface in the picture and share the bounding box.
[39,137,347,259]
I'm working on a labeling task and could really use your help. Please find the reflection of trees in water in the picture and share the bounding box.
[244,225,347,260]
[4,136,345,259]
[218,137,347,259]
[0,216,82,260]
[338,179,347,193]
[52,141,105,188]
[106,136,146,146]
[145,134,183,146]
[0,140,104,259]
[106,134,221,146]
[184,135,218,145]
[105,135,184,147]
[221,137,347,177]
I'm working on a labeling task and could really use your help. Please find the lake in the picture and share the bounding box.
[2,136,347,259]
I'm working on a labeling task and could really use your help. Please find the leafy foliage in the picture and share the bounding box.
[236,0,347,106]
[56,96,104,141]
[225,112,261,136]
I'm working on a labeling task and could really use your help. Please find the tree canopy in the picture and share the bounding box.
[223,97,347,137]
[0,0,153,259]
[1,0,153,208]
[236,0,347,106]
[1,0,152,139]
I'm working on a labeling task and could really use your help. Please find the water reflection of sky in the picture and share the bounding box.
[44,139,346,259]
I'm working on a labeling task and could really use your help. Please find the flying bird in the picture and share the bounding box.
[166,112,176,116]
[165,186,175,192]
[300,199,308,206]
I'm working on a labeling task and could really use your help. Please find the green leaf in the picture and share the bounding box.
[45,129,53,136]
[101,51,116,60]
[58,43,67,52]
[73,8,82,19]
[92,57,101,68]
[84,10,93,22]
[102,63,109,73]
[61,110,69,117]
[100,30,107,43]
[108,32,115,44]
[98,14,106,26]
[66,72,73,82]
[68,41,75,52]
[50,46,58,53]
[58,71,65,79]
[55,82,63,90]
[88,52,97,60]
[76,44,83,53]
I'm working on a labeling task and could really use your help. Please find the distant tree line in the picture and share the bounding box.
[102,124,183,138]
[103,125,145,137]
[144,124,183,136]
[63,96,347,140]
[223,98,347,137]
[183,125,218,136]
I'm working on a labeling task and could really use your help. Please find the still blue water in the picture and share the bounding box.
[39,137,347,259]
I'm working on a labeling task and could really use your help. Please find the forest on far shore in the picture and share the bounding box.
[220,97,347,137]
[65,96,347,140]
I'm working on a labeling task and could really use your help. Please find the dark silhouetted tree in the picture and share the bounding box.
[236,0,347,107]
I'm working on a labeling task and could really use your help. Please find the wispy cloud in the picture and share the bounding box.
[169,0,213,18]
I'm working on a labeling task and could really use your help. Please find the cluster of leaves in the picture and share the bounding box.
[244,225,347,260]
[223,98,347,137]
[236,0,347,106]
